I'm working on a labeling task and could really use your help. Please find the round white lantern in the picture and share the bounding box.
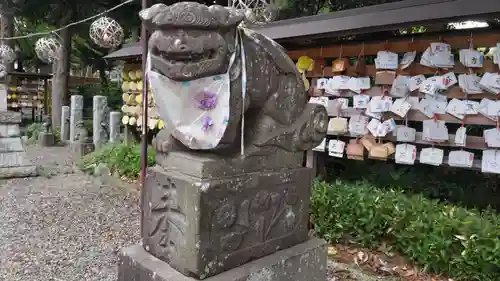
[35,37,61,63]
[0,44,15,64]
[89,17,124,48]
[231,0,277,25]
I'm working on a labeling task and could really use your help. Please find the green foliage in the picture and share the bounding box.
[25,123,43,143]
[101,82,124,111]
[311,179,500,281]
[75,81,122,118]
[14,19,54,69]
[78,142,155,179]
[24,122,61,144]
[82,118,93,137]
[326,160,500,211]
[276,0,404,20]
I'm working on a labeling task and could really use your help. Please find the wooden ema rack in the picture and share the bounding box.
[293,30,500,170]
[6,72,50,122]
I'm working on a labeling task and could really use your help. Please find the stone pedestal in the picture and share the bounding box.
[137,149,317,280]
[38,132,55,146]
[0,111,38,179]
[118,238,327,281]
[71,142,95,158]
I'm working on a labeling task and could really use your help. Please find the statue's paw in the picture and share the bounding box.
[309,103,328,139]
[295,103,328,150]
[152,137,172,153]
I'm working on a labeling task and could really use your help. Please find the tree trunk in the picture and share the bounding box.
[98,60,108,87]
[0,8,15,72]
[51,19,72,128]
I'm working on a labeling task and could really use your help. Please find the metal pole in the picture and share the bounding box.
[139,0,151,247]
[139,0,150,185]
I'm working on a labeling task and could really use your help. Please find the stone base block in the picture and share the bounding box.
[0,165,38,179]
[142,164,314,278]
[0,124,21,137]
[38,133,55,147]
[0,152,32,168]
[71,142,95,157]
[0,111,22,124]
[0,137,24,152]
[118,238,327,281]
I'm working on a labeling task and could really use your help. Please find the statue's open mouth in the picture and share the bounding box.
[148,30,230,80]
[157,49,217,64]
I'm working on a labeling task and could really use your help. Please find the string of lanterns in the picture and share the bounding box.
[0,0,131,65]
[0,0,277,65]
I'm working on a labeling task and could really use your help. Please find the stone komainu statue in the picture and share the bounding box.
[42,115,52,133]
[135,3,329,279]
[75,120,89,143]
[141,2,328,161]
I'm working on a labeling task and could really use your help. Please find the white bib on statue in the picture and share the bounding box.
[146,50,236,150]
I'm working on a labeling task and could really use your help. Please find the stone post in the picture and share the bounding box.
[0,83,37,178]
[93,95,109,150]
[69,95,83,142]
[60,105,70,142]
[124,125,132,146]
[109,111,121,143]
[0,84,6,111]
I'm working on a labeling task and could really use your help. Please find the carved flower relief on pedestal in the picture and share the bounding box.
[148,177,187,260]
[211,199,247,252]
[209,184,301,254]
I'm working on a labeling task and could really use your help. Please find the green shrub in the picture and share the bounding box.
[311,179,500,281]
[75,81,122,119]
[25,122,61,144]
[326,160,500,211]
[25,122,43,142]
[78,142,155,179]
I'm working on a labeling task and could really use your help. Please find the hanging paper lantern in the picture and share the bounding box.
[157,119,164,129]
[231,0,277,25]
[122,93,130,102]
[137,115,143,127]
[89,17,124,48]
[148,118,158,130]
[122,115,129,125]
[128,81,137,91]
[0,44,15,64]
[296,56,314,73]
[35,37,61,63]
[135,94,142,105]
[128,116,137,126]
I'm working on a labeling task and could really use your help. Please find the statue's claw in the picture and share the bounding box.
[152,129,174,154]
[295,103,328,151]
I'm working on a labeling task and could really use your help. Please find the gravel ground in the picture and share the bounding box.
[0,145,370,281]
[0,145,141,281]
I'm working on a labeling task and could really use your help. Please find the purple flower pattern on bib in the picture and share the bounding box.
[194,91,218,132]
[195,91,217,110]
[201,115,214,132]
